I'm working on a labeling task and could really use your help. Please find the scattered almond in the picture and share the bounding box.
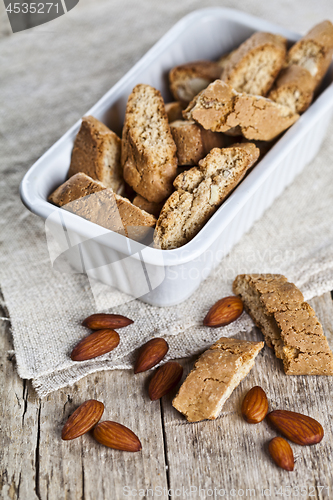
[267,410,324,446]
[134,338,169,374]
[268,437,294,471]
[93,421,142,452]
[71,329,120,361]
[62,400,104,440]
[82,313,133,330]
[203,296,243,327]
[242,386,269,424]
[149,361,183,401]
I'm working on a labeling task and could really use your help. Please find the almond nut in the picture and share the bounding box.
[267,410,324,446]
[62,400,104,440]
[149,361,183,401]
[242,386,269,424]
[203,296,243,327]
[268,437,294,471]
[134,338,169,374]
[82,313,133,330]
[71,329,120,361]
[93,421,142,452]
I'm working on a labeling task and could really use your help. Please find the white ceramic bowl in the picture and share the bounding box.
[20,8,333,307]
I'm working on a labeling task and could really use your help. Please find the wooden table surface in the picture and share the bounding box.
[1,292,333,500]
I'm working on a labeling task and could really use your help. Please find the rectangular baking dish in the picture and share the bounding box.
[20,8,333,307]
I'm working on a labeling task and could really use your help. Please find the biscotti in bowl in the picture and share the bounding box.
[20,8,333,306]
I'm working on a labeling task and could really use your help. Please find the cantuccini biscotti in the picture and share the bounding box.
[154,143,259,249]
[64,189,156,242]
[48,173,106,207]
[169,61,222,104]
[221,32,287,96]
[183,80,299,141]
[172,337,264,422]
[68,116,124,194]
[233,274,333,375]
[121,84,178,203]
[132,194,164,218]
[170,120,225,166]
[268,65,315,114]
[286,20,333,89]
[165,101,184,123]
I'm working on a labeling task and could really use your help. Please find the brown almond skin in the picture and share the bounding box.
[203,296,243,327]
[267,410,324,446]
[93,421,142,452]
[242,386,269,424]
[268,437,294,471]
[62,400,104,440]
[71,329,120,361]
[82,313,133,330]
[134,338,169,374]
[149,361,183,401]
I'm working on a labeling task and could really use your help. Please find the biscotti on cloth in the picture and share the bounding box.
[172,337,264,422]
[183,80,299,141]
[121,83,178,203]
[154,143,259,249]
[68,116,124,194]
[233,274,333,375]
[221,32,287,96]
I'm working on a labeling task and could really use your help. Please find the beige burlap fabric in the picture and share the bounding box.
[1,0,333,397]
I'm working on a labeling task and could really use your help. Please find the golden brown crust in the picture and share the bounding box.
[233,274,333,375]
[132,194,164,218]
[221,32,287,96]
[268,65,315,113]
[68,116,124,194]
[169,60,222,104]
[165,101,184,123]
[287,21,333,88]
[64,189,156,242]
[172,337,264,422]
[121,84,178,203]
[48,173,106,207]
[184,80,299,141]
[170,120,225,166]
[154,143,259,249]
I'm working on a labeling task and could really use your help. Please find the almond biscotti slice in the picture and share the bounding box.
[48,173,106,207]
[64,189,156,242]
[233,274,333,375]
[121,84,178,204]
[221,32,287,96]
[170,120,225,166]
[154,143,259,249]
[183,80,299,141]
[268,65,315,114]
[286,21,333,89]
[68,116,124,194]
[172,337,264,422]
[169,61,222,104]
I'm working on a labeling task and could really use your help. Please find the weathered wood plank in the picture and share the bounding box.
[0,300,168,500]
[162,292,333,500]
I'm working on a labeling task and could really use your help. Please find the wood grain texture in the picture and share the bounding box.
[1,293,333,499]
[0,300,168,500]
[161,293,333,499]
